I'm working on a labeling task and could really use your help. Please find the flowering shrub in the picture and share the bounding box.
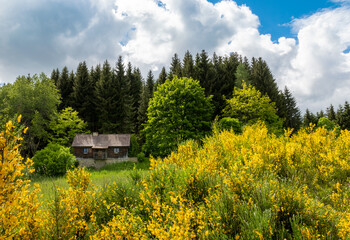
[0,116,42,239]
[2,119,350,239]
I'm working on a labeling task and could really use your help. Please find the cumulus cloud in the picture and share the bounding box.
[280,6,350,111]
[0,0,350,112]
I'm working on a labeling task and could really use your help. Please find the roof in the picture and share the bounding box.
[72,134,131,148]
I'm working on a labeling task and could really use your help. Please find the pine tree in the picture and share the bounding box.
[210,53,227,116]
[127,63,142,133]
[251,57,284,118]
[182,50,194,78]
[326,104,336,121]
[95,60,119,133]
[251,57,280,104]
[146,70,155,98]
[155,67,167,89]
[303,109,317,126]
[114,56,134,133]
[340,101,350,130]
[281,87,302,130]
[72,61,94,125]
[121,63,135,133]
[235,63,251,88]
[51,68,60,86]
[168,53,182,80]
[88,64,101,131]
[194,50,212,95]
[57,66,73,110]
[138,83,150,133]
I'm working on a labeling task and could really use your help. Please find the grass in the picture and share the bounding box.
[31,159,150,209]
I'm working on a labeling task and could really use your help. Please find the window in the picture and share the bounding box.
[114,147,120,154]
[83,148,89,154]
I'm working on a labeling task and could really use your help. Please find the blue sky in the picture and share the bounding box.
[0,0,350,112]
[209,0,339,40]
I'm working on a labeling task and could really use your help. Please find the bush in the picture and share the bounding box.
[33,143,76,176]
[129,134,140,157]
[218,117,242,133]
[137,152,146,163]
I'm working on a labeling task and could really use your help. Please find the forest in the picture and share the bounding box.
[1,50,349,158]
[1,50,350,239]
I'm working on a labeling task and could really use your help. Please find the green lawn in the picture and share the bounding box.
[31,160,150,209]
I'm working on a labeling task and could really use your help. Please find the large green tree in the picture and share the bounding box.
[49,107,89,147]
[223,82,283,134]
[95,60,120,133]
[143,76,213,157]
[0,73,60,155]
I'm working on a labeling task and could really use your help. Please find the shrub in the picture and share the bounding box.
[137,152,146,163]
[218,117,242,133]
[33,143,76,176]
[0,116,42,239]
[129,134,141,157]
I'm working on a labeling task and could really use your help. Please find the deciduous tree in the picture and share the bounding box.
[143,76,213,157]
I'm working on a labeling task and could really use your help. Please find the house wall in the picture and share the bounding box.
[107,147,128,159]
[73,147,129,159]
[73,147,93,158]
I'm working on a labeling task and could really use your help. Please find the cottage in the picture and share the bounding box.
[72,133,131,168]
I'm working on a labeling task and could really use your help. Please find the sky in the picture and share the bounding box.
[0,0,350,113]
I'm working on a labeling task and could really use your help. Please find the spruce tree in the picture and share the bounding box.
[95,60,119,133]
[50,68,60,86]
[195,50,212,95]
[168,53,182,80]
[57,66,73,110]
[326,104,336,121]
[182,50,194,78]
[146,70,155,98]
[88,64,101,131]
[303,109,317,126]
[127,63,142,133]
[72,61,94,124]
[340,101,350,130]
[251,57,280,104]
[281,87,302,130]
[235,63,251,88]
[138,83,150,133]
[155,67,167,89]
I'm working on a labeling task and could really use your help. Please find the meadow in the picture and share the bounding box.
[30,161,150,209]
[2,120,350,239]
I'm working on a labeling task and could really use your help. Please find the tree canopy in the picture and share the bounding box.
[223,82,283,134]
[142,76,213,157]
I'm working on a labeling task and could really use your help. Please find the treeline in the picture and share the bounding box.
[2,49,350,157]
[51,50,302,134]
[304,102,350,130]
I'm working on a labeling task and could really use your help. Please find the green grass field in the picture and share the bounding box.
[31,160,150,208]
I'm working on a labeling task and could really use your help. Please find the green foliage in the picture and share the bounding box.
[129,134,140,157]
[280,87,302,130]
[218,117,242,133]
[317,117,341,136]
[137,152,146,163]
[223,82,283,134]
[0,73,60,155]
[33,143,76,176]
[142,76,213,157]
[49,107,89,146]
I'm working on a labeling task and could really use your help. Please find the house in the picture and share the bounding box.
[72,133,131,168]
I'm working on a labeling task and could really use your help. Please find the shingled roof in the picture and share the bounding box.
[72,134,130,149]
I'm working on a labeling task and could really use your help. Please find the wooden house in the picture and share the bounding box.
[72,133,130,160]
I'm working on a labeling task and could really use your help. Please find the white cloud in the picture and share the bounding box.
[0,0,350,112]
